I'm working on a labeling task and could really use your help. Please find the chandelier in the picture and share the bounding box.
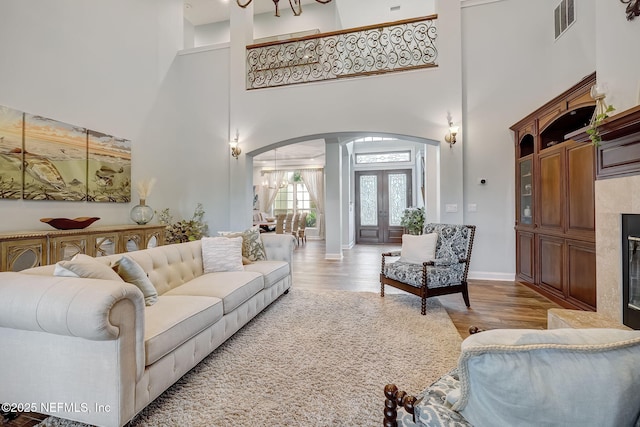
[263,148,289,189]
[236,0,333,17]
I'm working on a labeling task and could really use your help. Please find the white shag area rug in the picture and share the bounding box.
[39,289,462,427]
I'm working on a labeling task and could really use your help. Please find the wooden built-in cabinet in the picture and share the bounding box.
[0,224,165,272]
[511,72,597,311]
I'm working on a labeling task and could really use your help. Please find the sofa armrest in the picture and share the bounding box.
[0,272,145,340]
[261,233,295,264]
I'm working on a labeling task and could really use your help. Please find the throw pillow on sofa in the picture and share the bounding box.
[202,236,244,273]
[112,255,158,306]
[221,226,267,263]
[54,254,123,281]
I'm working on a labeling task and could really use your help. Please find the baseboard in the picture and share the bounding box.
[468,271,515,281]
[342,241,355,250]
[325,253,343,260]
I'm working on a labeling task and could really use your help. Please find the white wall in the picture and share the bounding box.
[596,1,640,112]
[0,0,185,232]
[336,0,436,28]
[461,0,596,279]
[193,2,338,48]
[194,21,230,46]
[253,2,339,40]
[173,47,232,234]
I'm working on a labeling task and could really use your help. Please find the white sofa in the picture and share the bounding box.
[0,233,294,427]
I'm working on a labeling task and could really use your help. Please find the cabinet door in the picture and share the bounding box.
[516,231,535,282]
[144,228,164,249]
[538,149,564,232]
[1,238,47,272]
[566,143,595,238]
[50,235,87,263]
[566,240,596,310]
[90,233,120,258]
[120,230,144,252]
[538,234,564,297]
[518,158,534,226]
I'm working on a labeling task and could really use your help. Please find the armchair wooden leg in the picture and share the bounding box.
[462,281,470,308]
[384,384,419,427]
[421,296,427,315]
[380,282,385,297]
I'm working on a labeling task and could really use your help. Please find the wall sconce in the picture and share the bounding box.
[229,130,241,159]
[444,120,459,148]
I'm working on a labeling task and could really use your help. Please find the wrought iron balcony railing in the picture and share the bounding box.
[246,15,438,90]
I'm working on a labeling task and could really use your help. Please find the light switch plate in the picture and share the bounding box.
[445,204,458,213]
[468,203,477,212]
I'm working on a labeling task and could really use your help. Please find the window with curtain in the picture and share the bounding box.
[272,171,317,227]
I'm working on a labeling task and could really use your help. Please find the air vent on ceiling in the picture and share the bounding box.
[554,0,575,40]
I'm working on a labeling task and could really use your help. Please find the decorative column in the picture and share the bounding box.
[324,137,342,259]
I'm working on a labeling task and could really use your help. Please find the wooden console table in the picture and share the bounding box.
[0,224,166,272]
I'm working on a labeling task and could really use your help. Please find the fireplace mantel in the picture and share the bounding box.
[568,105,640,179]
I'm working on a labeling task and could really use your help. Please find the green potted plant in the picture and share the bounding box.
[400,206,425,235]
[157,203,208,244]
[586,104,615,146]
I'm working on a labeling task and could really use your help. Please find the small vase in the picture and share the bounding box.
[130,199,154,225]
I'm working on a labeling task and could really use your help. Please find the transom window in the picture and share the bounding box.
[355,150,411,164]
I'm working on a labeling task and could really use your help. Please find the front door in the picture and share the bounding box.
[355,169,411,244]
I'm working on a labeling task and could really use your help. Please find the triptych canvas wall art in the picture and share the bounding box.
[0,105,131,202]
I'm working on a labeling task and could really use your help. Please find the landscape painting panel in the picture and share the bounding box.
[87,130,131,203]
[0,106,24,199]
[23,114,87,201]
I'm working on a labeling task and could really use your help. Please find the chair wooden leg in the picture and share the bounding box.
[421,295,426,315]
[380,282,385,297]
[462,281,471,308]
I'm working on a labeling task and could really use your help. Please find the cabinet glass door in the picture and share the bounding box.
[519,159,533,225]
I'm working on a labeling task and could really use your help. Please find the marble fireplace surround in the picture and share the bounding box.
[578,105,640,323]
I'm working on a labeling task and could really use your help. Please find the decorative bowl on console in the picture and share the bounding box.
[40,217,101,230]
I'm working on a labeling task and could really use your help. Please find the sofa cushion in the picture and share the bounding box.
[113,256,158,306]
[163,271,263,314]
[202,236,244,273]
[222,227,268,263]
[144,295,223,366]
[453,328,640,427]
[53,254,123,282]
[243,261,290,289]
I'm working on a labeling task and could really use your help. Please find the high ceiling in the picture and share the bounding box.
[184,0,322,26]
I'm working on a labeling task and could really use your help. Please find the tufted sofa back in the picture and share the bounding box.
[101,240,204,295]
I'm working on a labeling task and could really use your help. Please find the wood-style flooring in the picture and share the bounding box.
[292,240,560,338]
[2,239,559,427]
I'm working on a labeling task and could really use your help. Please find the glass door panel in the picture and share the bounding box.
[355,169,411,244]
[519,159,533,225]
[359,175,378,226]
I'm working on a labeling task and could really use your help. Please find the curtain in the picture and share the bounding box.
[260,170,286,215]
[299,168,325,239]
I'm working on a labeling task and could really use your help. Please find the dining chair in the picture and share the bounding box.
[297,212,308,244]
[275,214,286,234]
[283,212,294,234]
[290,213,300,245]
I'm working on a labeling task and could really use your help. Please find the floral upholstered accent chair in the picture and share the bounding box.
[380,223,476,315]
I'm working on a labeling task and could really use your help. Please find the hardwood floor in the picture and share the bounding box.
[292,240,560,338]
[2,239,559,427]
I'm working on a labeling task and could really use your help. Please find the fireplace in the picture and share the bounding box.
[622,214,640,329]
